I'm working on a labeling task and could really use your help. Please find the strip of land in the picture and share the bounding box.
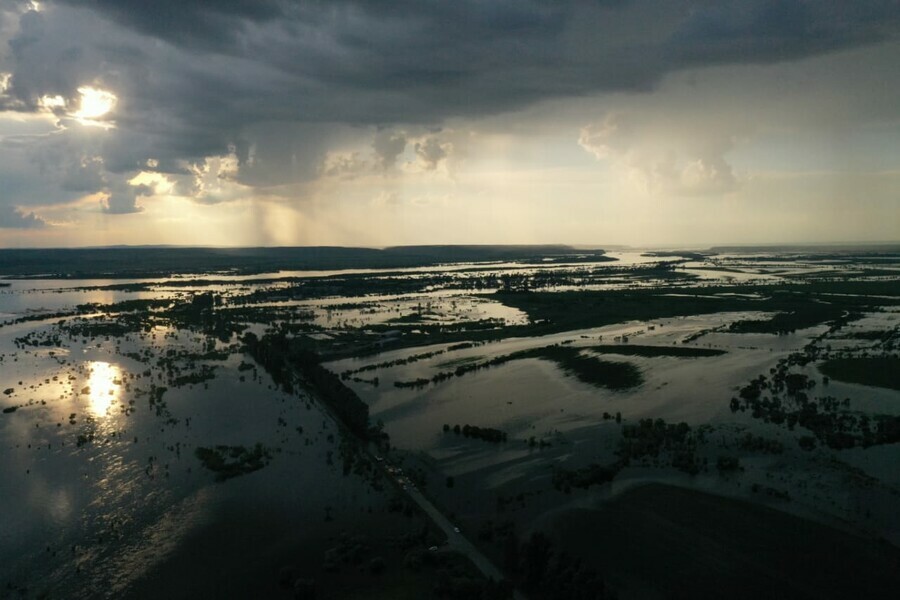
[553,483,900,600]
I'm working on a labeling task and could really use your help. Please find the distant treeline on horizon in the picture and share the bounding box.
[0,244,609,279]
[0,243,897,279]
[708,243,900,254]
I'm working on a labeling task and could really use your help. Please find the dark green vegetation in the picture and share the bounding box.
[443,424,508,444]
[737,433,785,454]
[552,462,622,493]
[642,250,710,261]
[182,263,688,325]
[10,297,250,345]
[382,547,513,600]
[394,345,642,391]
[545,347,642,390]
[819,357,900,391]
[709,244,900,255]
[243,332,377,441]
[732,346,900,449]
[716,455,742,473]
[619,418,710,475]
[0,245,609,278]
[495,280,900,338]
[194,444,272,482]
[126,510,504,600]
[171,364,218,387]
[505,532,612,600]
[4,246,899,600]
[589,344,726,357]
[841,329,898,342]
[728,304,860,335]
[313,529,514,599]
[551,418,714,492]
[473,522,613,600]
[340,347,468,378]
[552,483,900,600]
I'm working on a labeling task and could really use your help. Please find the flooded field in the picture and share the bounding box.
[1,245,899,599]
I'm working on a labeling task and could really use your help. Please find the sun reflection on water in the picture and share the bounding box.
[86,361,122,417]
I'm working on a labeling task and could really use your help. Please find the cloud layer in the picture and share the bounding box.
[579,112,739,196]
[0,1,898,240]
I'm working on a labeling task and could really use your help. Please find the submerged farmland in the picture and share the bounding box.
[1,245,899,599]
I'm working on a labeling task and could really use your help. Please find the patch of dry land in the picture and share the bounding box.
[552,483,900,600]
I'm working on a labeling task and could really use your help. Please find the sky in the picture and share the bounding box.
[0,0,898,248]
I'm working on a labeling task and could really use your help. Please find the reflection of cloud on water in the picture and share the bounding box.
[48,487,74,524]
[23,476,75,527]
[86,488,215,598]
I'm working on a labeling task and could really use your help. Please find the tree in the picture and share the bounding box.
[369,556,386,575]
[522,532,552,590]
[293,578,316,600]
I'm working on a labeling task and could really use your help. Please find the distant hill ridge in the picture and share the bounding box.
[0,245,609,279]
[709,243,900,254]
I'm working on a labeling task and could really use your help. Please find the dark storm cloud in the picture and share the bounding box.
[35,1,896,128]
[668,0,900,66]
[372,129,406,170]
[57,0,567,53]
[0,205,46,228]
[53,0,285,51]
[101,180,150,214]
[415,137,450,171]
[1,0,898,212]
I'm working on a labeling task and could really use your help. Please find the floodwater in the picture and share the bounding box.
[0,321,380,598]
[1,249,899,597]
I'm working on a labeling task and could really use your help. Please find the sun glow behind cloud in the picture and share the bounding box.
[39,94,65,111]
[129,171,174,194]
[36,86,117,126]
[72,86,116,124]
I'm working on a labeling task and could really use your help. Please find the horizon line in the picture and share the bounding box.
[1,241,900,252]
